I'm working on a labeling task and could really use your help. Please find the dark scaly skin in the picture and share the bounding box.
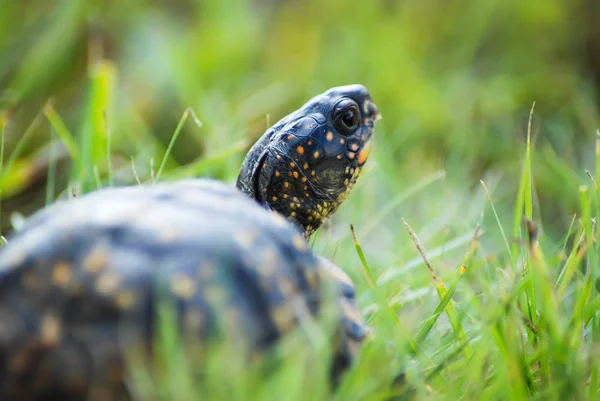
[236,84,381,238]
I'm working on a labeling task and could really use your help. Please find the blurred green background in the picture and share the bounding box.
[1,0,600,312]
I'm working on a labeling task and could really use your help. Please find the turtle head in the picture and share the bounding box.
[236,84,381,238]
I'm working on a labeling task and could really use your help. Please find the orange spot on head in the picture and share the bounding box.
[347,152,356,160]
[358,143,372,165]
[350,144,359,152]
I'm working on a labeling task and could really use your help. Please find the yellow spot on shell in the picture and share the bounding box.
[116,290,136,309]
[292,234,307,251]
[275,171,280,177]
[234,229,257,248]
[41,315,61,345]
[296,145,305,155]
[284,182,289,188]
[96,272,120,295]
[305,269,318,289]
[289,162,295,168]
[308,140,313,145]
[171,274,197,299]
[283,194,288,199]
[337,155,342,160]
[301,177,307,183]
[279,278,295,296]
[293,171,299,179]
[259,248,278,271]
[303,162,309,169]
[272,196,278,201]
[83,245,109,274]
[340,138,345,144]
[313,151,320,159]
[52,262,72,287]
[358,142,372,165]
[326,132,334,141]
[271,305,295,332]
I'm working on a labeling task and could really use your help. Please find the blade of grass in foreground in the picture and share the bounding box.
[77,59,116,193]
[512,102,537,341]
[0,114,5,240]
[402,218,472,360]
[349,224,430,366]
[45,127,57,205]
[0,103,46,182]
[156,108,203,181]
[44,103,79,162]
[416,224,480,348]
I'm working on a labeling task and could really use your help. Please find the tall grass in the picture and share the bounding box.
[1,0,600,399]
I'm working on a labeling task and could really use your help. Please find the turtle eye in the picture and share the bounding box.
[334,100,361,135]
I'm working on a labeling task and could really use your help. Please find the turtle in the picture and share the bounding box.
[0,84,381,401]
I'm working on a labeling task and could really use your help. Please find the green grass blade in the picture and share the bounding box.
[44,103,79,161]
[77,60,116,193]
[156,108,203,181]
[45,127,57,205]
[402,218,473,359]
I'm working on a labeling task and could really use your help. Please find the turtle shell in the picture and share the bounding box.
[0,179,362,400]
